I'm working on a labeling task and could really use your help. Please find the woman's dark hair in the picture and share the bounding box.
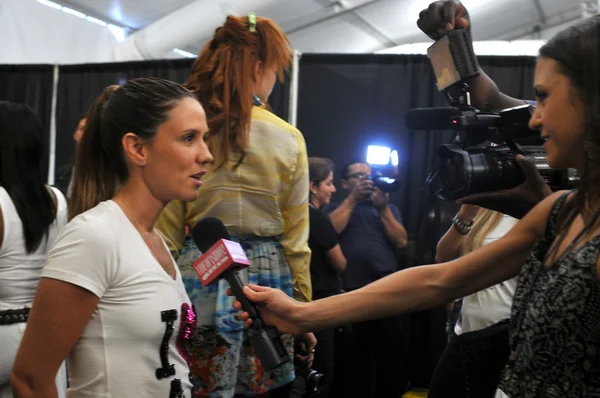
[186,15,292,169]
[69,77,196,220]
[309,157,335,186]
[538,16,600,245]
[0,102,56,253]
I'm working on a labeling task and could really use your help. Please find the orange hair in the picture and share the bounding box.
[186,15,292,169]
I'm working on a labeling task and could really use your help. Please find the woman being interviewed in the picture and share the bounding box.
[11,77,213,397]
[156,14,312,398]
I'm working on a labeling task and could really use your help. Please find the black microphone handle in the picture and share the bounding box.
[223,269,262,326]
[223,268,291,371]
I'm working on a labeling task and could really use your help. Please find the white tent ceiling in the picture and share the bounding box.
[0,0,583,64]
[62,0,580,53]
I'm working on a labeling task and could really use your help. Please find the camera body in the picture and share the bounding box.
[406,29,577,200]
[367,165,402,193]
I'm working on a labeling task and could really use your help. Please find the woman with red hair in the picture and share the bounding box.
[157,14,314,398]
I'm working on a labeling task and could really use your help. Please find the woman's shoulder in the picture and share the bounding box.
[251,107,302,137]
[64,201,120,237]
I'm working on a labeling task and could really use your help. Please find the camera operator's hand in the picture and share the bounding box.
[417,0,470,40]
[349,178,374,204]
[371,188,389,212]
[295,332,317,368]
[459,155,553,219]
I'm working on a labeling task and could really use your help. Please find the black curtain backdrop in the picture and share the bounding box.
[0,65,55,181]
[54,59,290,193]
[296,53,536,389]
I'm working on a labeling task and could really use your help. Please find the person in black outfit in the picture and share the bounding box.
[307,157,346,398]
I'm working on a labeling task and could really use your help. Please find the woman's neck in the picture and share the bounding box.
[112,180,165,232]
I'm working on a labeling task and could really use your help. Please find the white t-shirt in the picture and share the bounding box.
[41,200,193,398]
[455,214,519,335]
[0,186,67,310]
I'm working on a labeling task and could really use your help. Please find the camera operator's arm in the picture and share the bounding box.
[372,189,408,249]
[435,204,480,263]
[329,179,372,234]
[417,0,524,112]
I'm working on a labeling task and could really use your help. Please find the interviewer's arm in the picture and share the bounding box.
[295,191,566,331]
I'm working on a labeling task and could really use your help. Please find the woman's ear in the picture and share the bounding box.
[121,132,147,167]
[253,60,264,82]
[310,181,318,195]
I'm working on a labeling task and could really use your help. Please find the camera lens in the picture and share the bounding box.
[306,370,323,392]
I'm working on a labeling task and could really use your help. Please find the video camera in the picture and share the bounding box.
[405,29,578,200]
[365,146,402,193]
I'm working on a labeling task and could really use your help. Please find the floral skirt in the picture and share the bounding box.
[176,234,295,398]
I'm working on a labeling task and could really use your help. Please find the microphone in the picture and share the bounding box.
[191,217,291,371]
[405,107,461,130]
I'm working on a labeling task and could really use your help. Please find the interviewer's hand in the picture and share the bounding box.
[459,155,553,219]
[417,0,471,40]
[228,284,308,336]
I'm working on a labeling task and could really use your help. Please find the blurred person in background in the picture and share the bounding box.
[56,115,86,199]
[0,102,68,398]
[433,205,518,397]
[307,157,346,398]
[325,161,408,398]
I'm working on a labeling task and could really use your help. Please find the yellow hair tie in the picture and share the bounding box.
[248,12,256,32]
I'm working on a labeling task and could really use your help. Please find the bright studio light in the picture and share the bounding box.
[366,145,392,165]
[390,150,399,166]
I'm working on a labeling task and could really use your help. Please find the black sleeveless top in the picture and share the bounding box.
[501,192,600,397]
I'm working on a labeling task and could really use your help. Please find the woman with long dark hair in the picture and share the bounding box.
[0,102,68,398]
[156,14,314,398]
[11,78,213,397]
[232,9,600,397]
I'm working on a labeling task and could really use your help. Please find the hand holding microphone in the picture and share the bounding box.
[191,217,291,371]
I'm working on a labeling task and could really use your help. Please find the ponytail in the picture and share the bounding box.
[68,85,119,220]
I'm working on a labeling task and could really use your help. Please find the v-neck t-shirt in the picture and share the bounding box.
[41,200,194,397]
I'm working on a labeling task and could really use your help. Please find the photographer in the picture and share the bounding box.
[232,5,600,396]
[324,161,408,398]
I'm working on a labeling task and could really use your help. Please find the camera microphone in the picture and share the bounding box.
[191,217,290,371]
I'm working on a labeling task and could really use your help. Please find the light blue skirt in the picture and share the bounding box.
[176,234,295,397]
